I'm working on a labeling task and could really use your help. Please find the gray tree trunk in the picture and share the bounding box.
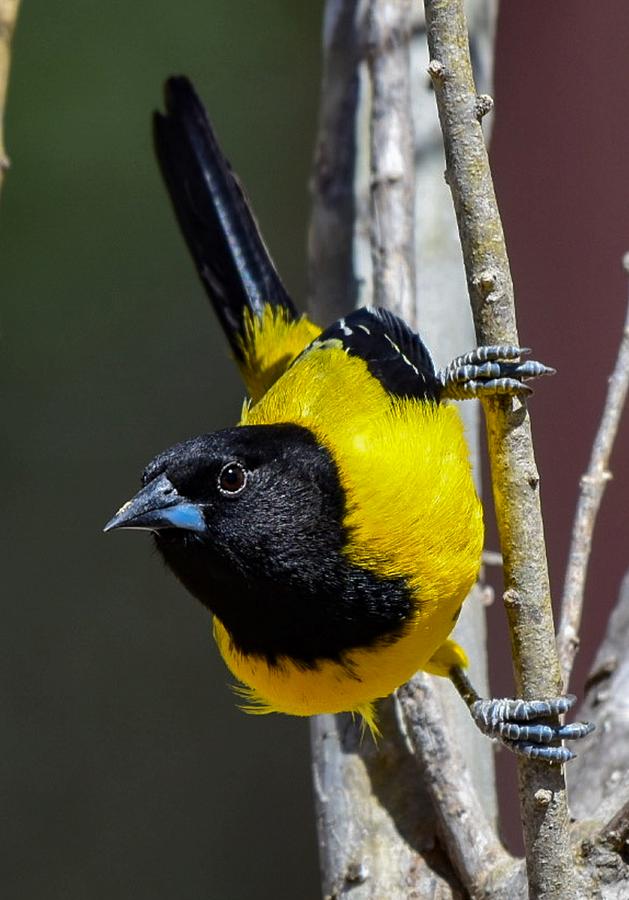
[308,3,499,897]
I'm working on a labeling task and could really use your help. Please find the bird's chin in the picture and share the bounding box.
[152,531,230,615]
[152,528,201,548]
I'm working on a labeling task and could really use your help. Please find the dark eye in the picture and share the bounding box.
[218,462,248,496]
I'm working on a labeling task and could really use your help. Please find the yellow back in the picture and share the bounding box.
[237,306,321,402]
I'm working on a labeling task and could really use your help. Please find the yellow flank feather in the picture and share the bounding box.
[212,342,484,721]
[237,306,321,402]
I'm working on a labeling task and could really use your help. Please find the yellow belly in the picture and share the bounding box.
[227,346,483,726]
[213,593,470,727]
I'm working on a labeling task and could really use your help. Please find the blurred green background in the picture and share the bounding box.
[2,2,323,898]
[4,1,629,896]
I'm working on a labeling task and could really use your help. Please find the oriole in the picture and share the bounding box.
[106,77,593,761]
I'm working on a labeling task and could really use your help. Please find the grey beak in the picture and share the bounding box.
[104,473,207,534]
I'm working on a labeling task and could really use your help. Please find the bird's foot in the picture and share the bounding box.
[450,666,594,763]
[469,694,595,762]
[439,345,555,400]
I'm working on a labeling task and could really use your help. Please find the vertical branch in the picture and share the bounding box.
[310,5,448,897]
[366,0,415,319]
[557,277,629,687]
[423,1,578,898]
[397,675,515,896]
[311,703,462,900]
[411,0,500,820]
[309,2,503,897]
[308,0,367,324]
[569,571,629,822]
[0,0,21,197]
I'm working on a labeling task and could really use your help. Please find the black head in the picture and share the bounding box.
[105,422,412,664]
[106,421,343,585]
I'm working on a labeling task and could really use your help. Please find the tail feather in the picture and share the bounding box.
[153,75,297,360]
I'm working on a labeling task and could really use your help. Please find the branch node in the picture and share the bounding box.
[527,471,540,490]
[473,267,498,297]
[0,153,9,171]
[475,93,494,119]
[344,861,369,885]
[427,58,445,81]
[534,789,553,807]
[503,589,522,609]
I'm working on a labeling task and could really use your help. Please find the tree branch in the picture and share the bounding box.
[600,799,629,855]
[557,267,629,687]
[565,571,629,894]
[366,0,415,319]
[308,0,367,324]
[396,674,514,896]
[309,2,501,896]
[311,7,450,895]
[411,1,500,822]
[0,0,20,197]
[423,1,579,897]
[311,703,463,900]
[569,570,629,825]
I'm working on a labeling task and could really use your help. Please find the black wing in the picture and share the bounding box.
[153,76,296,360]
[316,307,442,401]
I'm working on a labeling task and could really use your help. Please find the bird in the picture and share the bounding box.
[105,76,593,761]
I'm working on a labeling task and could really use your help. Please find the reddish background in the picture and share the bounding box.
[489,2,629,845]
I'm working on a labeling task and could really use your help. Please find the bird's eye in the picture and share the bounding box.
[218,462,248,496]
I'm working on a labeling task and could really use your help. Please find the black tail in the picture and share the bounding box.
[153,76,297,360]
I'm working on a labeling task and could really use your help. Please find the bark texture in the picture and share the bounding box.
[308,1,629,897]
[309,2,500,897]
[423,0,581,894]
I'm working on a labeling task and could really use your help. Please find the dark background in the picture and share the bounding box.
[2,2,628,898]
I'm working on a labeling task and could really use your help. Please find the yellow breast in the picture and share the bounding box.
[217,345,483,722]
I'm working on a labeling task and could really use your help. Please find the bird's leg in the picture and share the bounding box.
[438,345,555,400]
[450,666,595,763]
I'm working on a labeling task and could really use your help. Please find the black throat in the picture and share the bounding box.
[153,423,413,666]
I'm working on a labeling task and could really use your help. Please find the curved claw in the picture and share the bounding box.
[472,694,577,726]
[447,360,554,384]
[439,344,555,400]
[507,742,577,763]
[468,696,594,763]
[449,345,529,365]
[450,668,594,764]
[443,377,534,399]
[489,719,595,744]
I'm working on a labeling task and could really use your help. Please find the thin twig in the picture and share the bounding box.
[558,270,629,687]
[397,675,514,897]
[0,0,21,197]
[423,2,578,897]
[366,0,415,318]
